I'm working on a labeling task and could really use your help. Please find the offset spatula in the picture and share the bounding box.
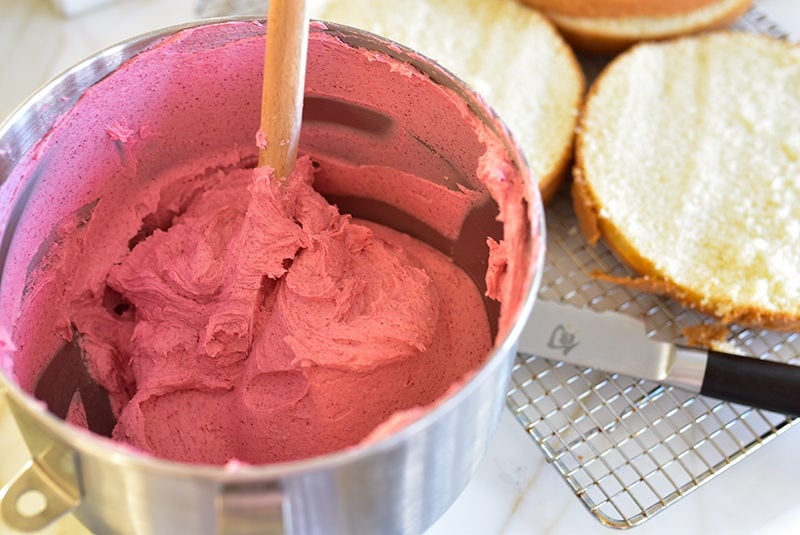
[519,300,800,418]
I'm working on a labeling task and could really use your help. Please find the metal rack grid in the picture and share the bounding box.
[508,187,798,528]
[507,9,795,527]
[192,1,795,528]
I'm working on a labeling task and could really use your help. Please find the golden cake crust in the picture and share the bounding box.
[519,0,753,53]
[518,0,724,19]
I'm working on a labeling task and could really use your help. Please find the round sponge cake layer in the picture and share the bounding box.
[574,32,800,330]
[309,0,585,202]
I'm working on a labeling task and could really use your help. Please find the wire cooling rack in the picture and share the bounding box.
[508,189,798,529]
[508,10,794,528]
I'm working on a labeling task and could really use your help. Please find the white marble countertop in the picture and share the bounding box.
[1,1,799,534]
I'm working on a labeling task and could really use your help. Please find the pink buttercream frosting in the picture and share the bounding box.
[57,156,488,463]
[1,21,538,465]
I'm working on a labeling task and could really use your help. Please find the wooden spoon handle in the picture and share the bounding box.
[258,0,309,177]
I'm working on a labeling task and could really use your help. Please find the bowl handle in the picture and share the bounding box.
[0,388,81,532]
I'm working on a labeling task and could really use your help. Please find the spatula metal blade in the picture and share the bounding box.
[518,300,676,382]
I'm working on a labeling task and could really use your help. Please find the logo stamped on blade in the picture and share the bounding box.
[547,324,579,356]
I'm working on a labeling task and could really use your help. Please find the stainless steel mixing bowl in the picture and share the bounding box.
[0,19,544,535]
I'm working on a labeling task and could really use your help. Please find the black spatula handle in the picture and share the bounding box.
[701,350,800,417]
